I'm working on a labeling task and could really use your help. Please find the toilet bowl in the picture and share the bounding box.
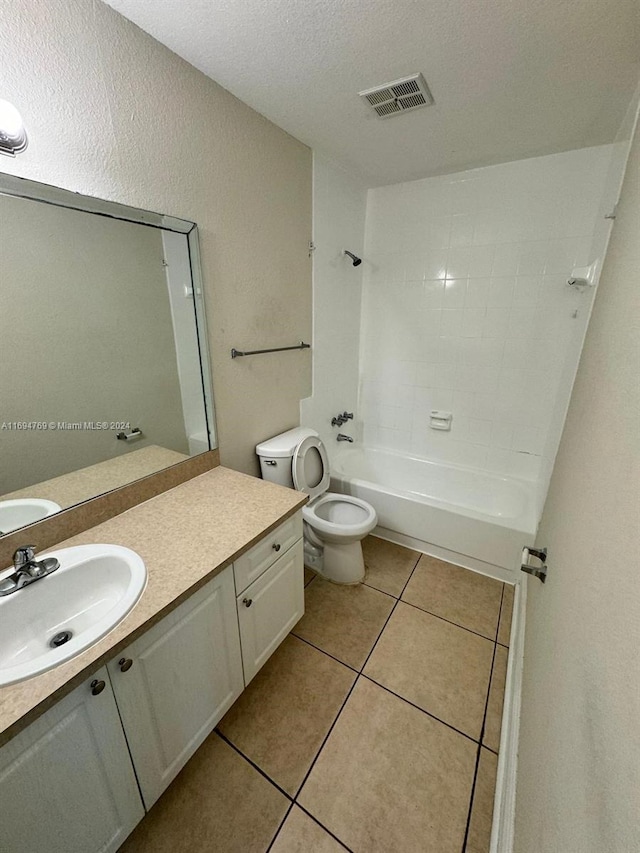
[256,427,377,584]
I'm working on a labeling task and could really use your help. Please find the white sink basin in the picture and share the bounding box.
[0,544,147,686]
[0,499,62,535]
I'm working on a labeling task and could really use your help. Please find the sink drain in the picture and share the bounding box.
[49,630,73,648]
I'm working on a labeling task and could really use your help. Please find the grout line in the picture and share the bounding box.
[362,579,399,598]
[265,801,295,853]
[398,596,499,643]
[461,741,484,853]
[214,729,293,802]
[295,804,355,852]
[461,585,504,852]
[292,674,361,800]
[360,673,481,746]
[358,553,422,674]
[290,633,360,674]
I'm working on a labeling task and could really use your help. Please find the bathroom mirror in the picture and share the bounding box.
[0,173,216,536]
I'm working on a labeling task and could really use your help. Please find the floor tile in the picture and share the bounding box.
[466,748,498,853]
[497,584,515,646]
[119,732,288,853]
[484,645,508,752]
[402,555,503,640]
[218,635,355,795]
[293,578,394,670]
[364,602,493,739]
[299,678,476,853]
[362,535,419,597]
[270,806,347,852]
[304,567,316,587]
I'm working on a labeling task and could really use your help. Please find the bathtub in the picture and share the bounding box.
[330,446,537,573]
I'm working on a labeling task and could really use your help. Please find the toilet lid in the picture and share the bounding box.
[292,435,330,499]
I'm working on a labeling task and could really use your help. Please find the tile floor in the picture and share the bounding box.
[120,537,513,853]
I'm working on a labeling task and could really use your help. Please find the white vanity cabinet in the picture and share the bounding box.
[233,511,304,685]
[0,666,144,853]
[0,511,304,849]
[106,564,244,809]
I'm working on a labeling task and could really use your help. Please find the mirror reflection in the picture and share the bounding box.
[0,187,215,535]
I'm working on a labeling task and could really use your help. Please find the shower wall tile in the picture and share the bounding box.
[360,145,615,481]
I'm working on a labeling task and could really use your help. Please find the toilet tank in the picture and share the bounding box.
[256,426,318,489]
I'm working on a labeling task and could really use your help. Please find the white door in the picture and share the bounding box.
[237,538,304,684]
[0,667,143,853]
[107,565,243,809]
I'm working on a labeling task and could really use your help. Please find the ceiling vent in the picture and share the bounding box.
[359,74,434,119]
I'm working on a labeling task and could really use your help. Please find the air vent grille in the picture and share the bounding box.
[391,80,420,97]
[359,74,434,119]
[365,88,393,106]
[374,101,402,117]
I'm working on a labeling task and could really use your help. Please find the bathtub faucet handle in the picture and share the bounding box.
[332,415,346,427]
[342,412,354,420]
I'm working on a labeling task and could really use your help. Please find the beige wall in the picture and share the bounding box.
[0,0,312,476]
[514,114,640,850]
[0,195,188,493]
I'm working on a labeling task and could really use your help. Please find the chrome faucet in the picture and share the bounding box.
[0,546,60,596]
[337,433,354,443]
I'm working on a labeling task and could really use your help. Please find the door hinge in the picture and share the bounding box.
[521,546,548,583]
[308,240,316,257]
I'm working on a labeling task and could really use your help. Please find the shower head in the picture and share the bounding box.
[344,250,362,267]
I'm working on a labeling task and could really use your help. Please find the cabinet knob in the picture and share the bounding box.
[242,597,253,607]
[272,543,281,552]
[119,658,133,672]
[90,679,106,696]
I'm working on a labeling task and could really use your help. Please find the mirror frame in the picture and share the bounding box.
[0,172,216,457]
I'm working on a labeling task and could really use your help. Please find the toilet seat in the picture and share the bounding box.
[303,493,377,540]
[292,434,331,499]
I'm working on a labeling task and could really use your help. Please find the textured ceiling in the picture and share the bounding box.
[104,0,640,186]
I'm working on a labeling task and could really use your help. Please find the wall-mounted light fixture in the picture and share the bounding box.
[0,99,28,156]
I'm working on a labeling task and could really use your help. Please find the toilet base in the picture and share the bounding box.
[318,540,365,585]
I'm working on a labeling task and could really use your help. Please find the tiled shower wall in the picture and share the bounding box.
[359,145,615,482]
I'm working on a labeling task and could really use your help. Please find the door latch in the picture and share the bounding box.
[521,546,548,583]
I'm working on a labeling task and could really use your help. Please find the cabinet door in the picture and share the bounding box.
[238,537,304,684]
[107,565,243,809]
[0,667,143,853]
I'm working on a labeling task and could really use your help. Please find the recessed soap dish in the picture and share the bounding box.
[430,411,452,431]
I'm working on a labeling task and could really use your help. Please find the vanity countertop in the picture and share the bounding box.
[0,466,307,746]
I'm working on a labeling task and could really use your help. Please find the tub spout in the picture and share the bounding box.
[337,434,354,443]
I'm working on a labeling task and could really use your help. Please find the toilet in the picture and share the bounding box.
[256,427,377,584]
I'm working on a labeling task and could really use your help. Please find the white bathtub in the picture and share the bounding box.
[330,446,537,573]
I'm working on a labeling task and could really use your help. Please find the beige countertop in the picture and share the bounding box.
[2,444,189,511]
[0,466,306,747]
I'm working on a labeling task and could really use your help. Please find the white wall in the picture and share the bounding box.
[1,0,311,476]
[300,154,367,456]
[359,146,614,484]
[514,103,640,853]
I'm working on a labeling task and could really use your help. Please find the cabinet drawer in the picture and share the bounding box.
[237,538,304,684]
[234,510,302,594]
